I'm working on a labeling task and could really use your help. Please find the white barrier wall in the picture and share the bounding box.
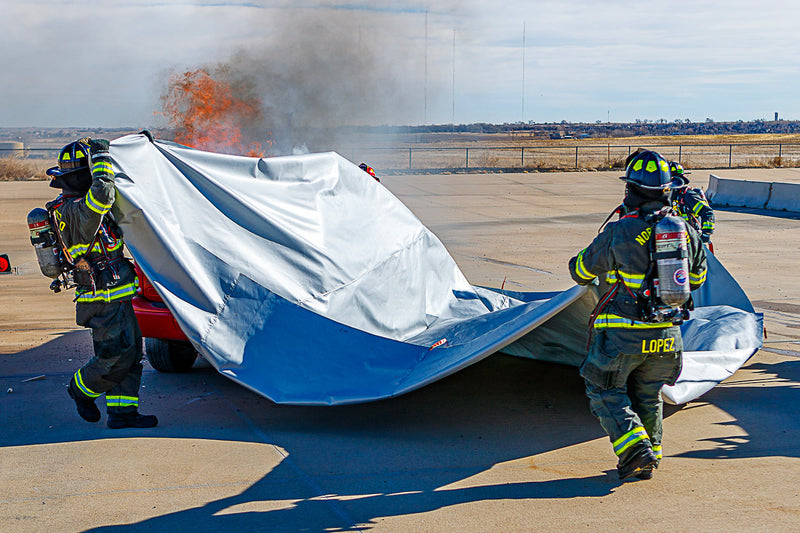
[706,174,771,208]
[765,182,800,211]
[707,174,800,212]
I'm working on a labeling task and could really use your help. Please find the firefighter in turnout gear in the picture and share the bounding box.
[569,150,706,480]
[47,139,158,429]
[669,162,715,245]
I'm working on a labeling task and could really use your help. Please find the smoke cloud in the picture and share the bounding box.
[160,5,447,155]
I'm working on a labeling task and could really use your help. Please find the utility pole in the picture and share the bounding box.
[522,21,526,124]
[424,11,428,125]
[452,28,456,131]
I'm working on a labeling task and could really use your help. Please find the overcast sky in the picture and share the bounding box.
[3,0,799,128]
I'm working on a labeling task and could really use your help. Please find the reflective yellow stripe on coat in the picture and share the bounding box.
[593,313,674,330]
[75,281,138,304]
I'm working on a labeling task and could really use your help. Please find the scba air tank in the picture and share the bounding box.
[654,215,690,308]
[27,207,63,278]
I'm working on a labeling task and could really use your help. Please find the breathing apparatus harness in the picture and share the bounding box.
[639,206,693,325]
[27,204,75,293]
[29,196,124,299]
[672,185,705,233]
[586,205,692,347]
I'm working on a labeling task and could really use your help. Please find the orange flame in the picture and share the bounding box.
[161,69,272,157]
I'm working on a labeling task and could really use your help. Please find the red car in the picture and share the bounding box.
[133,262,198,372]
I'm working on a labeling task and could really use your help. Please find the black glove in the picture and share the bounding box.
[139,130,155,142]
[701,232,711,243]
[88,139,110,154]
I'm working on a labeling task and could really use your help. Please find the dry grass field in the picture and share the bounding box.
[347,132,800,172]
[0,155,50,181]
[4,132,800,180]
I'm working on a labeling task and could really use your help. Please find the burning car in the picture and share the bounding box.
[132,262,198,372]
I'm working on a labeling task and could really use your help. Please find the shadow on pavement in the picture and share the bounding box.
[3,332,619,531]
[85,355,620,532]
[671,357,800,461]
[4,332,799,531]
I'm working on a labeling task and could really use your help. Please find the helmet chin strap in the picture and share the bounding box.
[624,184,670,209]
[60,187,84,197]
[48,169,92,194]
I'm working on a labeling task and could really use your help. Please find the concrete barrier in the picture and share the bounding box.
[765,181,800,212]
[706,174,771,209]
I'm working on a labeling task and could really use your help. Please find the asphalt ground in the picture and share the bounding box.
[2,169,800,532]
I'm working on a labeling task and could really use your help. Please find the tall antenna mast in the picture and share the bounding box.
[424,11,428,125]
[522,21,526,123]
[452,28,456,129]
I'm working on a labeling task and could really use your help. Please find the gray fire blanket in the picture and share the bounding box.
[108,133,762,405]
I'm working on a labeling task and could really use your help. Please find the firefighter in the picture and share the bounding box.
[568,150,706,480]
[47,138,158,429]
[359,162,380,182]
[669,162,715,245]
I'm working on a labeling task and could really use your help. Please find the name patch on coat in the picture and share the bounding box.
[635,227,652,246]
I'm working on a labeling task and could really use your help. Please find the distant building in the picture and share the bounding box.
[0,141,24,158]
[0,141,24,151]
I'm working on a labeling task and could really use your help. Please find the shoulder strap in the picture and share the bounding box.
[597,205,623,233]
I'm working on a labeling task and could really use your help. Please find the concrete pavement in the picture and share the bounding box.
[2,169,800,532]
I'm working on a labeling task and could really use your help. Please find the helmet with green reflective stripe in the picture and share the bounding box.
[620,150,682,190]
[669,160,691,185]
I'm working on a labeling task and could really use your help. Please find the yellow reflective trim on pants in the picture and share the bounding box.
[106,395,139,408]
[75,369,101,398]
[613,426,649,456]
[652,445,662,460]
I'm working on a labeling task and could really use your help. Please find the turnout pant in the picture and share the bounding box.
[580,327,682,464]
[73,299,143,415]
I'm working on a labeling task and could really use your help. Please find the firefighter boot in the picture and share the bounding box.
[67,379,101,423]
[636,465,655,480]
[107,411,158,429]
[617,446,658,481]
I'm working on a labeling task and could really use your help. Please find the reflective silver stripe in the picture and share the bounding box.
[85,188,112,215]
[613,426,649,456]
[76,282,137,303]
[594,314,673,329]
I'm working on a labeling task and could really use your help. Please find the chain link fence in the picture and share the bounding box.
[5,143,800,176]
[342,143,800,173]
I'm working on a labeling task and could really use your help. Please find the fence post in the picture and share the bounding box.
[729,145,732,168]
[408,148,412,170]
[678,145,682,163]
[779,144,783,159]
[521,147,524,168]
[466,147,470,169]
[575,146,579,169]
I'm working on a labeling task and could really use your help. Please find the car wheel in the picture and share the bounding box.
[145,338,198,373]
